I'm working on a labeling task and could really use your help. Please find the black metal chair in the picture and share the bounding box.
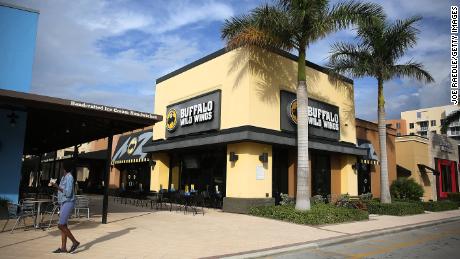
[190,192,205,216]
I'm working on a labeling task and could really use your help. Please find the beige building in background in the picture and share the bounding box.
[396,134,459,201]
[401,104,460,139]
[385,119,407,136]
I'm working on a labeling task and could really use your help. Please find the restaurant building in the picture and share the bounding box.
[396,133,459,201]
[143,48,369,213]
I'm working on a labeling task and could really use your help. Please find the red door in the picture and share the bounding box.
[437,159,457,199]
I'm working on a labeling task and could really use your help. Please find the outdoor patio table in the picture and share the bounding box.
[27,199,51,228]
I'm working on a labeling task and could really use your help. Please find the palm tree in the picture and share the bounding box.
[328,15,434,203]
[221,0,383,211]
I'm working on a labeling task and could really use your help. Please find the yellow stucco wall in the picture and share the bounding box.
[395,136,433,201]
[150,152,169,191]
[247,49,356,144]
[171,165,179,190]
[226,142,272,198]
[153,48,251,140]
[153,48,356,144]
[331,154,358,198]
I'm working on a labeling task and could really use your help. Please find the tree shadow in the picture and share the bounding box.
[72,227,136,254]
[229,46,356,142]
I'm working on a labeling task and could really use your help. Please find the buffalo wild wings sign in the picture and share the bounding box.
[280,90,340,140]
[165,90,221,138]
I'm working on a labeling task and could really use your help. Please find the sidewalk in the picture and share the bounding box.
[0,196,459,259]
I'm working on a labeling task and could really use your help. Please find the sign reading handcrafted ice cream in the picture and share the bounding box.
[69,100,159,120]
[281,90,340,140]
[166,90,221,138]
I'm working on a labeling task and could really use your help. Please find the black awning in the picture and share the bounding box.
[357,139,379,164]
[417,164,440,176]
[0,89,162,154]
[142,126,367,156]
[112,129,152,164]
[397,164,412,177]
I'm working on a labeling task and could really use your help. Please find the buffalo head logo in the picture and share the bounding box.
[127,137,138,155]
[166,109,178,132]
[289,100,297,124]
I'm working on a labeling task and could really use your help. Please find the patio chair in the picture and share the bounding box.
[9,201,36,233]
[1,203,18,232]
[146,193,159,210]
[41,195,60,229]
[74,195,90,219]
[190,193,205,216]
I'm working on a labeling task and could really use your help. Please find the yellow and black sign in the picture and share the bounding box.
[166,108,178,132]
[127,137,137,155]
[289,99,297,124]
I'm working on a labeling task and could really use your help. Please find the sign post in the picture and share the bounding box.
[102,134,113,224]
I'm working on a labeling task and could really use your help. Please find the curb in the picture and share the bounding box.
[217,216,460,259]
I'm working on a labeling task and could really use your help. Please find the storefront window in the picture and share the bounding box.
[311,154,331,197]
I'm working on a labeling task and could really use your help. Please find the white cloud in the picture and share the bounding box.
[150,1,234,34]
[4,0,237,113]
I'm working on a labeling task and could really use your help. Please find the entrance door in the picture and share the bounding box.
[437,159,457,199]
[272,148,289,204]
[311,153,331,197]
[358,163,371,195]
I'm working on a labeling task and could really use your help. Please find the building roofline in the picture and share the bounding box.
[0,2,39,14]
[400,104,458,113]
[156,47,354,85]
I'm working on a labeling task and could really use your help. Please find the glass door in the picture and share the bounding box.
[358,163,371,195]
[311,153,331,197]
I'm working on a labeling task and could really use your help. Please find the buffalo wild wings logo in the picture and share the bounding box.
[127,137,137,155]
[166,109,178,132]
[289,100,297,124]
[287,99,339,131]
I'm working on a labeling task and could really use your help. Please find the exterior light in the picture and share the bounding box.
[229,152,238,162]
[7,111,18,127]
[259,153,268,163]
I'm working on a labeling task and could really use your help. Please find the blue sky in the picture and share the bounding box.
[7,0,456,120]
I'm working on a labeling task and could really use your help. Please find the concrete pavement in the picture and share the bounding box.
[0,196,459,259]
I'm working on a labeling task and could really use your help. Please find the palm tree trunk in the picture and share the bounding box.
[377,78,391,203]
[295,47,311,211]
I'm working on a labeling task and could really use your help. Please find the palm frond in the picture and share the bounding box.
[384,16,421,60]
[389,60,434,83]
[221,5,294,51]
[328,0,384,31]
[441,109,460,134]
[328,42,374,78]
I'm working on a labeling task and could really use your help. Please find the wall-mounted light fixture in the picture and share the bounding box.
[352,162,359,174]
[149,159,156,167]
[229,152,238,162]
[7,111,18,127]
[259,152,268,163]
